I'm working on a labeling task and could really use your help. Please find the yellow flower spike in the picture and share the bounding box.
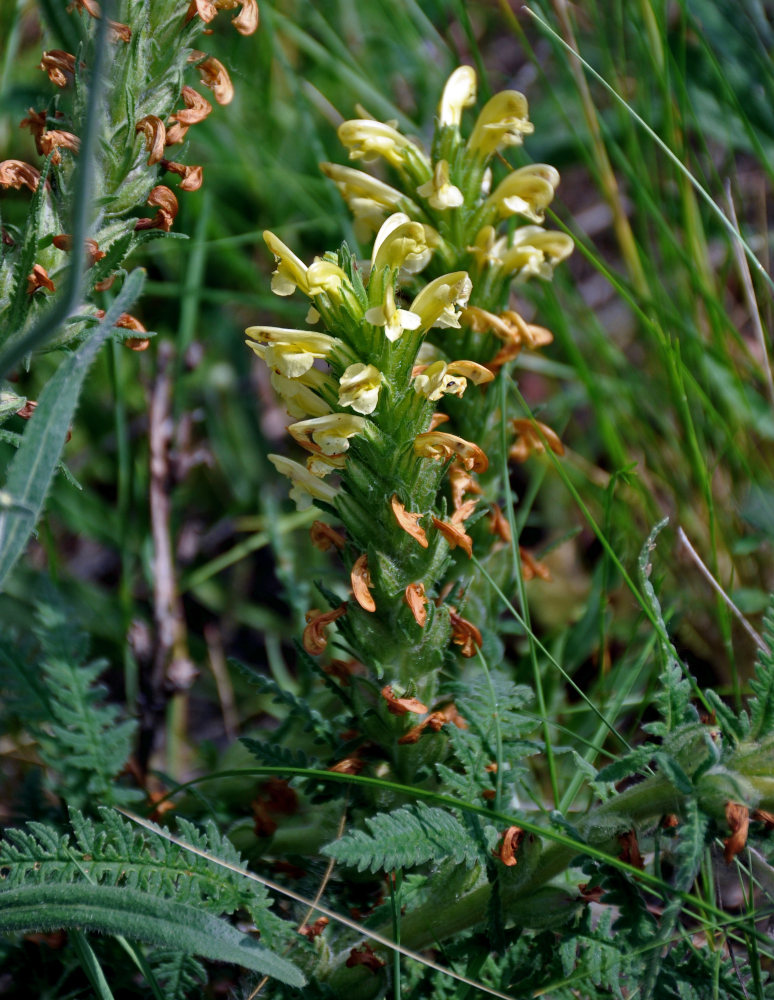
[410,271,472,330]
[414,431,488,473]
[416,160,464,211]
[351,554,376,613]
[288,413,367,456]
[371,213,433,274]
[486,164,560,223]
[268,454,339,510]
[500,226,574,282]
[468,90,534,158]
[245,326,339,378]
[413,359,493,401]
[263,230,310,296]
[338,363,382,414]
[439,65,477,127]
[365,283,421,343]
[338,118,425,170]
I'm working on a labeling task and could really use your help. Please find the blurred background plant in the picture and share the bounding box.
[1,0,774,996]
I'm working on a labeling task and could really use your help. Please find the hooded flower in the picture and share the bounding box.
[371,213,434,274]
[500,227,574,282]
[413,359,493,401]
[338,363,382,414]
[414,431,488,473]
[410,271,472,330]
[438,65,477,127]
[416,160,463,211]
[486,164,560,223]
[268,454,339,510]
[245,326,340,378]
[288,413,367,455]
[468,90,534,158]
[338,119,426,171]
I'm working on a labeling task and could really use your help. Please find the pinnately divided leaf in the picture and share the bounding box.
[749,595,774,740]
[322,803,482,873]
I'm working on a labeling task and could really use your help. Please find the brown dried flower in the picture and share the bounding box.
[345,944,385,973]
[414,430,488,473]
[38,130,80,165]
[432,517,473,558]
[497,826,525,867]
[0,160,43,192]
[27,265,55,295]
[520,546,551,581]
[390,494,428,548]
[302,604,347,655]
[39,50,76,88]
[190,52,234,106]
[232,0,259,35]
[404,582,428,627]
[299,917,329,940]
[134,186,178,232]
[489,504,512,543]
[351,553,376,612]
[381,685,428,716]
[448,608,482,658]
[448,464,482,511]
[618,829,645,870]
[723,801,749,863]
[136,116,167,165]
[310,520,345,551]
[161,159,203,192]
[510,418,564,464]
[52,235,106,267]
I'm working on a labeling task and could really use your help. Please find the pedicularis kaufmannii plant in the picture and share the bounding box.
[249,66,573,712]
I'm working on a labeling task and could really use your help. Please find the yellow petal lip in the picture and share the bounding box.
[371,213,433,274]
[410,271,472,330]
[487,164,560,223]
[268,454,339,510]
[288,413,367,456]
[439,65,477,127]
[338,363,382,415]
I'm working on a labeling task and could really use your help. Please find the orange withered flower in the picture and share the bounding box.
[497,826,525,867]
[428,411,450,431]
[19,109,49,154]
[52,235,106,267]
[432,517,473,558]
[381,685,428,716]
[448,607,482,658]
[303,604,347,655]
[136,116,167,165]
[509,418,564,464]
[27,265,55,295]
[345,944,385,973]
[231,0,259,35]
[134,186,178,232]
[39,50,76,88]
[520,546,551,581]
[351,553,376,612]
[723,801,749,863]
[390,494,428,548]
[0,160,43,192]
[414,431,488,473]
[38,130,80,165]
[448,463,482,511]
[489,504,511,543]
[161,159,203,192]
[328,755,364,775]
[310,520,345,551]
[404,582,428,627]
[166,86,213,145]
[190,52,234,106]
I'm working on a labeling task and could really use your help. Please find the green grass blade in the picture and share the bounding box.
[0,268,145,591]
[0,883,305,986]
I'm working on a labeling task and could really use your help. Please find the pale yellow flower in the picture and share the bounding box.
[288,413,367,455]
[269,370,333,419]
[410,271,472,330]
[338,119,425,170]
[416,160,464,211]
[245,326,339,378]
[264,230,309,296]
[500,226,574,281]
[365,283,422,342]
[486,164,560,223]
[468,90,534,158]
[338,363,382,414]
[371,213,434,274]
[268,454,339,510]
[439,65,477,127]
[467,226,508,268]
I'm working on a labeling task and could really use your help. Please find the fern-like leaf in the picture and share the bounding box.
[322,803,482,873]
